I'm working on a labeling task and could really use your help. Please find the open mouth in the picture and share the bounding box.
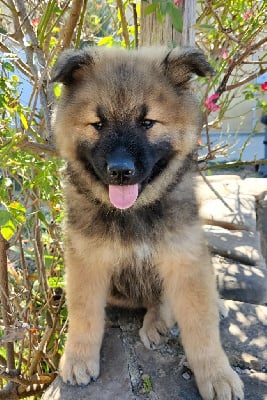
[79,151,171,210]
[108,156,170,210]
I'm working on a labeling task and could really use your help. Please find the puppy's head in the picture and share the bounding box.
[52,47,213,209]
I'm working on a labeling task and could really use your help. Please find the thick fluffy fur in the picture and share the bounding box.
[52,47,244,400]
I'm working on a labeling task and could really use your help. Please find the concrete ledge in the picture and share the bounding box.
[213,256,267,304]
[42,302,267,400]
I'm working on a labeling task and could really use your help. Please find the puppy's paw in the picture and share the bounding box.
[139,315,168,349]
[195,363,244,400]
[60,350,100,386]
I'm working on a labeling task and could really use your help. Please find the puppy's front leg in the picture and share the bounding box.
[60,238,110,386]
[159,239,244,400]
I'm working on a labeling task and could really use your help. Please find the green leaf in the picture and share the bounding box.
[144,3,157,15]
[1,219,16,240]
[168,4,183,33]
[19,112,28,130]
[0,210,11,226]
[244,92,255,100]
[53,83,62,98]
[9,201,26,213]
[156,6,165,24]
[194,24,216,32]
[159,2,168,15]
[98,36,115,47]
[37,210,48,226]
[48,276,65,288]
[2,61,14,72]
[9,202,26,224]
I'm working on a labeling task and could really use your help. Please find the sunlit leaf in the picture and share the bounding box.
[53,83,62,98]
[48,276,65,288]
[1,219,16,240]
[19,112,28,130]
[98,36,115,47]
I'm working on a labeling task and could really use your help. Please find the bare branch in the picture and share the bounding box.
[216,36,267,96]
[204,1,239,43]
[225,67,267,91]
[117,0,131,48]
[0,233,15,370]
[132,2,139,49]
[0,371,57,399]
[59,0,84,48]
[197,168,234,213]
[17,139,58,157]
[0,40,33,79]
[203,219,249,231]
[13,0,53,140]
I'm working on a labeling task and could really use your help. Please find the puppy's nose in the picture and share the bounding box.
[107,165,135,179]
[107,148,135,183]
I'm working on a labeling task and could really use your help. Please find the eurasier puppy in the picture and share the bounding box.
[52,47,244,400]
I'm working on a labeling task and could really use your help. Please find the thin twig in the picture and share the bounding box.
[203,218,249,231]
[59,0,84,48]
[17,139,58,156]
[202,159,267,170]
[117,0,131,48]
[132,2,139,48]
[198,168,234,213]
[13,0,53,139]
[0,41,33,79]
[216,36,267,96]
[75,0,89,48]
[225,67,267,91]
[0,233,15,370]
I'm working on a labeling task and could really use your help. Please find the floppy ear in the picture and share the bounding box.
[51,49,94,85]
[163,47,214,87]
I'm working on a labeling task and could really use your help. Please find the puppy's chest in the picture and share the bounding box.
[110,244,162,305]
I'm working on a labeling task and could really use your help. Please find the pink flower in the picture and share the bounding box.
[260,82,267,91]
[174,0,181,6]
[243,10,252,20]
[31,18,39,27]
[219,49,229,60]
[204,93,221,112]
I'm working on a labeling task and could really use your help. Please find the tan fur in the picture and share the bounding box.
[52,46,244,400]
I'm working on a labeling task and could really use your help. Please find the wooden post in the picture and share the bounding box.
[140,0,196,47]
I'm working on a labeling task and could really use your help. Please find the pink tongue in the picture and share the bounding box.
[109,184,138,209]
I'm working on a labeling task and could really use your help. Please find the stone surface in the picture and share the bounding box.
[204,225,266,268]
[258,195,267,262]
[43,302,267,400]
[238,178,267,200]
[42,329,134,400]
[213,256,267,304]
[199,195,256,231]
[196,176,267,202]
[196,175,241,202]
[221,301,267,371]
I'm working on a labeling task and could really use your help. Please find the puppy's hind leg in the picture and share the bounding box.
[139,303,174,349]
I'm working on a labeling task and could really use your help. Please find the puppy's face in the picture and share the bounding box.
[52,47,213,209]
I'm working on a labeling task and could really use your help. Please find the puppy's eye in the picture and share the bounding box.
[141,119,155,129]
[91,121,103,131]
